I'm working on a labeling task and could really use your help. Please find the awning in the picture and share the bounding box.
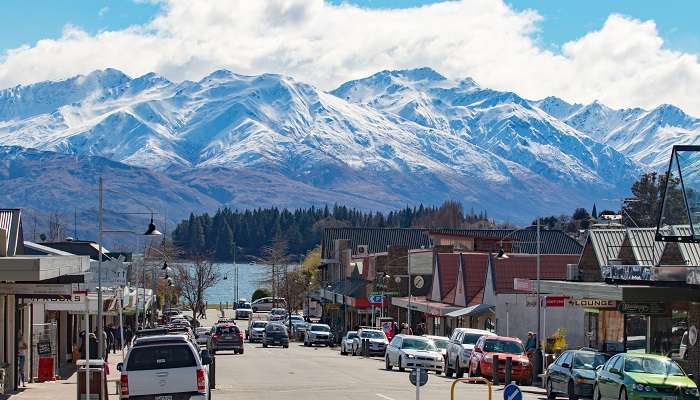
[445,304,494,318]
[322,279,369,303]
[391,296,462,317]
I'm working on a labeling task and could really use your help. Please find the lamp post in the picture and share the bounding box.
[496,218,543,378]
[96,177,162,361]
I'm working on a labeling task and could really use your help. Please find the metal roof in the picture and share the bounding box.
[430,228,582,254]
[0,209,23,256]
[671,226,700,266]
[587,229,627,266]
[322,228,431,260]
[626,228,665,266]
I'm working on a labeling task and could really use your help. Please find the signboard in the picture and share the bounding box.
[0,283,73,299]
[368,294,384,304]
[324,304,340,311]
[85,256,128,289]
[569,299,617,309]
[503,384,523,400]
[37,340,52,356]
[545,296,568,308]
[601,265,652,281]
[409,368,428,386]
[370,291,399,296]
[513,278,532,292]
[618,302,666,315]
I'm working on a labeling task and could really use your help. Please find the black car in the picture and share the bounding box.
[263,323,289,348]
[545,348,610,400]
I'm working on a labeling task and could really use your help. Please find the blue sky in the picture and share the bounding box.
[1,0,698,54]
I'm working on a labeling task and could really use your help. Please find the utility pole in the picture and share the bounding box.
[97,177,104,360]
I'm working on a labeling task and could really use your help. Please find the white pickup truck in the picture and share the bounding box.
[118,335,212,400]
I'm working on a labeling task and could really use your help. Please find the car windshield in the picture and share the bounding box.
[196,328,209,334]
[126,345,197,371]
[483,340,524,354]
[267,324,287,334]
[216,325,239,334]
[240,303,251,309]
[624,357,685,376]
[573,352,609,370]
[402,338,437,351]
[462,334,485,345]
[362,331,386,339]
[290,316,303,321]
[252,322,267,328]
[347,332,358,339]
[431,338,449,349]
[311,325,330,332]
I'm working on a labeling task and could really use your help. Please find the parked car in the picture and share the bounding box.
[268,308,287,321]
[195,327,212,346]
[444,328,495,378]
[340,331,358,355]
[593,353,698,400]
[208,322,244,354]
[468,335,532,386]
[263,323,289,348]
[351,328,389,356]
[247,320,268,342]
[424,335,449,359]
[304,323,332,347]
[285,315,308,338]
[385,334,443,373]
[545,348,610,400]
[251,297,287,312]
[117,334,212,399]
[235,303,253,319]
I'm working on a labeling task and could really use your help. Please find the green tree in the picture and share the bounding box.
[251,288,271,302]
[622,172,686,227]
[215,222,234,260]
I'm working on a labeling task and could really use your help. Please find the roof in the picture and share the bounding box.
[435,253,461,304]
[430,229,582,254]
[23,241,74,256]
[587,229,627,266]
[40,240,109,260]
[491,254,579,293]
[671,226,700,266]
[322,228,431,260]
[0,209,23,256]
[626,228,664,265]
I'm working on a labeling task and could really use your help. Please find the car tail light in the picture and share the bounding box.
[196,368,206,392]
[212,333,221,339]
[120,374,129,397]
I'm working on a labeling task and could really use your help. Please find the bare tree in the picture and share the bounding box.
[255,238,289,306]
[174,255,222,320]
[47,211,66,241]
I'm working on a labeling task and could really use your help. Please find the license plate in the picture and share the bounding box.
[224,335,232,339]
[155,396,172,400]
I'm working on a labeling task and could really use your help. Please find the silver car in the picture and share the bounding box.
[351,328,388,356]
[247,320,268,343]
[195,327,211,345]
[340,331,358,355]
[444,328,495,378]
[385,335,443,373]
[304,323,332,346]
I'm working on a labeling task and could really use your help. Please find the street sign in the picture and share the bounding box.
[618,302,666,315]
[368,294,384,304]
[409,368,428,386]
[370,291,399,296]
[503,384,522,400]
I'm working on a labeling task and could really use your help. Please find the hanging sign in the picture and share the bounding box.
[545,296,568,308]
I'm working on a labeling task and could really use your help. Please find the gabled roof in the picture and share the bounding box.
[490,254,579,294]
[430,229,582,254]
[322,228,431,260]
[0,209,23,256]
[435,253,460,304]
[586,229,627,266]
[626,228,664,266]
[435,252,488,306]
[671,226,700,266]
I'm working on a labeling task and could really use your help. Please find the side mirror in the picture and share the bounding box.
[609,368,621,375]
[688,373,694,380]
[562,363,571,369]
[200,350,213,365]
[116,363,123,371]
[595,365,603,372]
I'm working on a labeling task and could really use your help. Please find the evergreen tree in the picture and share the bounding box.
[215,222,234,260]
[591,203,598,219]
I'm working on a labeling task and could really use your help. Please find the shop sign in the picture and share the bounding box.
[513,278,532,292]
[37,340,52,356]
[545,296,568,308]
[370,291,399,296]
[570,299,617,308]
[618,302,666,315]
[601,265,652,281]
[0,283,74,299]
[325,304,340,311]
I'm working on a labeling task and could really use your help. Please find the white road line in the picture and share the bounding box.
[376,393,397,400]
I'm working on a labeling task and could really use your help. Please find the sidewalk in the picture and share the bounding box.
[1,351,124,400]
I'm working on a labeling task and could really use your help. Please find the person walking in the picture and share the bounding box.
[525,331,537,353]
[17,335,27,388]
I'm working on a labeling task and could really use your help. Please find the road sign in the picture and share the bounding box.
[503,384,522,400]
[368,294,384,304]
[409,368,428,386]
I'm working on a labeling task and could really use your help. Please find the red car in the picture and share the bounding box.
[468,335,532,385]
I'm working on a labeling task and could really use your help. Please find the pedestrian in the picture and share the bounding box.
[415,323,424,336]
[17,334,27,388]
[392,322,399,338]
[525,331,537,352]
[106,325,115,354]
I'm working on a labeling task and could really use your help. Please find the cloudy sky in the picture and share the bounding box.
[1,0,699,115]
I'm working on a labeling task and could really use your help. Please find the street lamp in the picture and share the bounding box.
[495,218,544,379]
[96,177,162,363]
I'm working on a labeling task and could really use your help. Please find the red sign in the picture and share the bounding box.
[545,296,569,308]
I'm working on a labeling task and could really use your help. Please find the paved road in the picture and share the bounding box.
[207,315,547,400]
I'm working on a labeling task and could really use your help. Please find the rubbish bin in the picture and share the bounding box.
[76,359,107,400]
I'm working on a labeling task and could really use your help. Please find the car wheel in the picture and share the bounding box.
[568,380,579,400]
[283,344,289,348]
[619,387,627,400]
[593,384,602,400]
[239,348,244,355]
[444,357,453,378]
[263,343,268,348]
[385,355,393,370]
[546,379,556,399]
[398,356,405,372]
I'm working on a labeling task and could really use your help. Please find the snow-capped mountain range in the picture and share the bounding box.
[0,67,696,223]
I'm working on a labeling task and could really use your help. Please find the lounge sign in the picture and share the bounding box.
[618,302,666,315]
[570,299,617,308]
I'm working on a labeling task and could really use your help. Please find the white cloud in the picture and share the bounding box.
[0,0,699,115]
[98,6,109,17]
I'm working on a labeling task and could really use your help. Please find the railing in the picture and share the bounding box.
[450,377,492,400]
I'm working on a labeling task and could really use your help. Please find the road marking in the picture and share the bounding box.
[376,393,397,400]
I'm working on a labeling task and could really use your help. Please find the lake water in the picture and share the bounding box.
[202,263,268,304]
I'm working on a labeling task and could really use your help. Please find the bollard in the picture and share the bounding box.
[505,357,512,385]
[492,355,499,386]
[364,339,370,357]
[210,356,216,389]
